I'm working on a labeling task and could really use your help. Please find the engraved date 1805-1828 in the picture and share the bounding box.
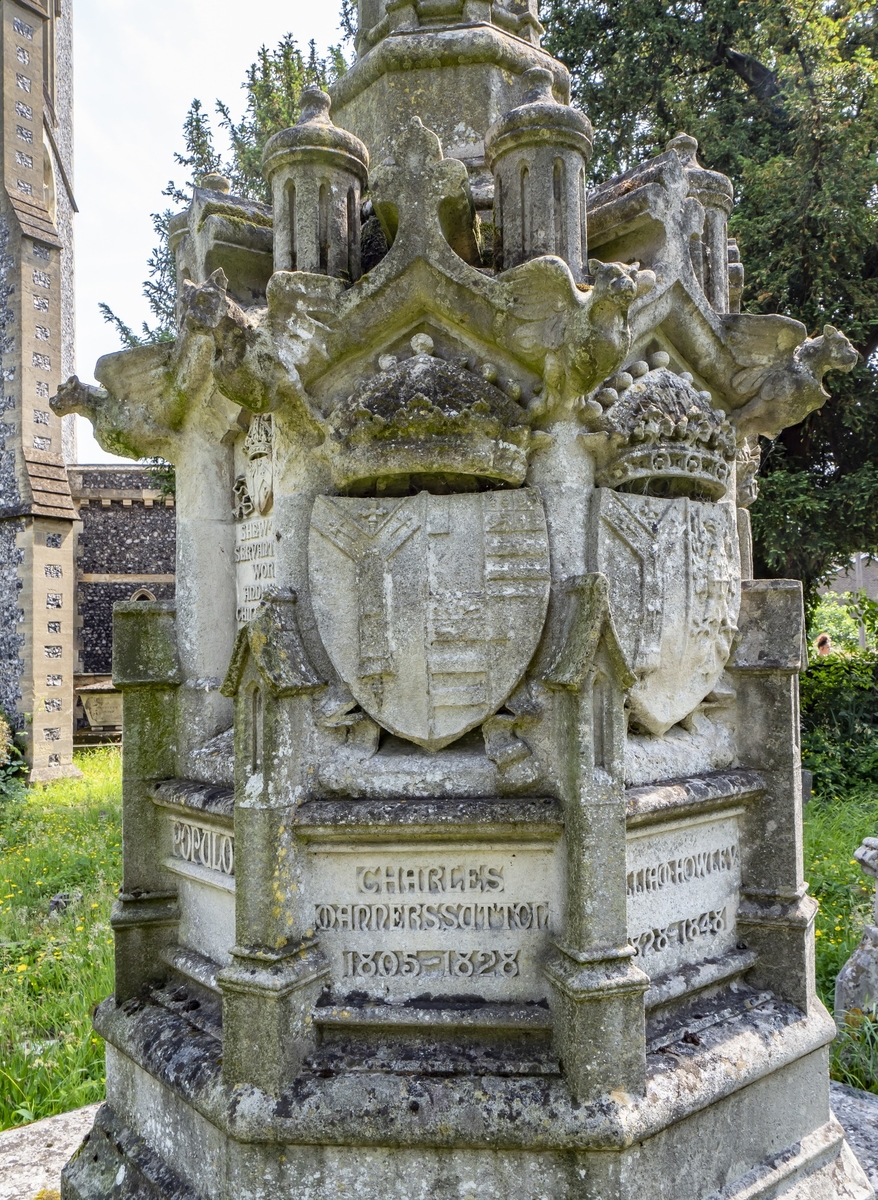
[342,948,521,980]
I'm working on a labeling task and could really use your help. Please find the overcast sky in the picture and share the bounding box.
[73,2,344,462]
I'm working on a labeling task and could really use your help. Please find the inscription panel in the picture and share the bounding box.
[160,812,236,966]
[171,817,235,877]
[626,813,741,976]
[308,843,561,1001]
[235,516,276,625]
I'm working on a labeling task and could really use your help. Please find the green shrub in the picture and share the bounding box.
[805,786,878,1003]
[800,650,878,797]
[0,710,25,802]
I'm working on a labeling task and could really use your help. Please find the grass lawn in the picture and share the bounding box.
[0,744,876,1130]
[805,783,878,1091]
[0,748,121,1131]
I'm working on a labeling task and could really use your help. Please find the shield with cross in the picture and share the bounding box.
[308,490,552,751]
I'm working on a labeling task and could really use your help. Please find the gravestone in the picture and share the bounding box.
[55,5,871,1198]
[836,839,878,1022]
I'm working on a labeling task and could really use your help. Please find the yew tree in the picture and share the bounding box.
[544,0,878,601]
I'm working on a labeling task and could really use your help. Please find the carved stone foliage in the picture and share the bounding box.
[308,489,551,751]
[592,489,740,736]
[736,437,761,509]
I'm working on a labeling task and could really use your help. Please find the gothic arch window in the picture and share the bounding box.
[130,588,156,602]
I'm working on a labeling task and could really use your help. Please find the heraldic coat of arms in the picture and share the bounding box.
[309,489,551,751]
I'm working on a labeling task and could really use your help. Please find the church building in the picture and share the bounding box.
[0,0,77,780]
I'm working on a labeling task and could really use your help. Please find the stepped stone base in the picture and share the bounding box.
[60,996,874,1200]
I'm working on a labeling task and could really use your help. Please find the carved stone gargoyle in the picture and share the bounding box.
[728,321,858,440]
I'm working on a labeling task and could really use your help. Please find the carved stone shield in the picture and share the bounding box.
[592,490,740,736]
[246,455,273,515]
[309,490,551,751]
[244,414,274,515]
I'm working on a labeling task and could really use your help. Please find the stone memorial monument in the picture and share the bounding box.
[56,3,871,1197]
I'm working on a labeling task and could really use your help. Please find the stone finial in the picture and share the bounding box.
[370,118,481,267]
[667,132,735,312]
[262,87,369,282]
[201,173,231,194]
[485,67,593,281]
[666,133,733,212]
[667,132,699,166]
[522,66,555,105]
[297,84,332,125]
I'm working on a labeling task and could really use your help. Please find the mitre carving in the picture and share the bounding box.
[581,354,737,502]
[323,334,537,492]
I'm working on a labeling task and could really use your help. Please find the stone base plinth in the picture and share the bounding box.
[28,763,84,784]
[61,996,874,1200]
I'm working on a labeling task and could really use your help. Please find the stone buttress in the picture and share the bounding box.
[55,4,870,1199]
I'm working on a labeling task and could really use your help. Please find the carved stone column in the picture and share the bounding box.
[486,68,593,282]
[263,88,369,283]
[730,579,817,1014]
[541,577,649,1101]
[217,594,329,1095]
[109,603,181,1002]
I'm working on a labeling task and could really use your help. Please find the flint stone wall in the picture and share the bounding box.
[71,467,176,675]
[0,517,24,722]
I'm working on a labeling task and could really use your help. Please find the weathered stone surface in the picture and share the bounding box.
[59,2,869,1197]
[0,1104,100,1200]
[836,838,878,1021]
[309,488,550,749]
[832,1082,878,1192]
[591,488,740,735]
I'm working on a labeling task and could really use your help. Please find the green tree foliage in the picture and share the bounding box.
[544,0,878,600]
[101,36,345,346]
[165,37,346,205]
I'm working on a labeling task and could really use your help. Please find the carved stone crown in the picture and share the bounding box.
[324,335,535,493]
[243,413,272,460]
[586,354,737,501]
